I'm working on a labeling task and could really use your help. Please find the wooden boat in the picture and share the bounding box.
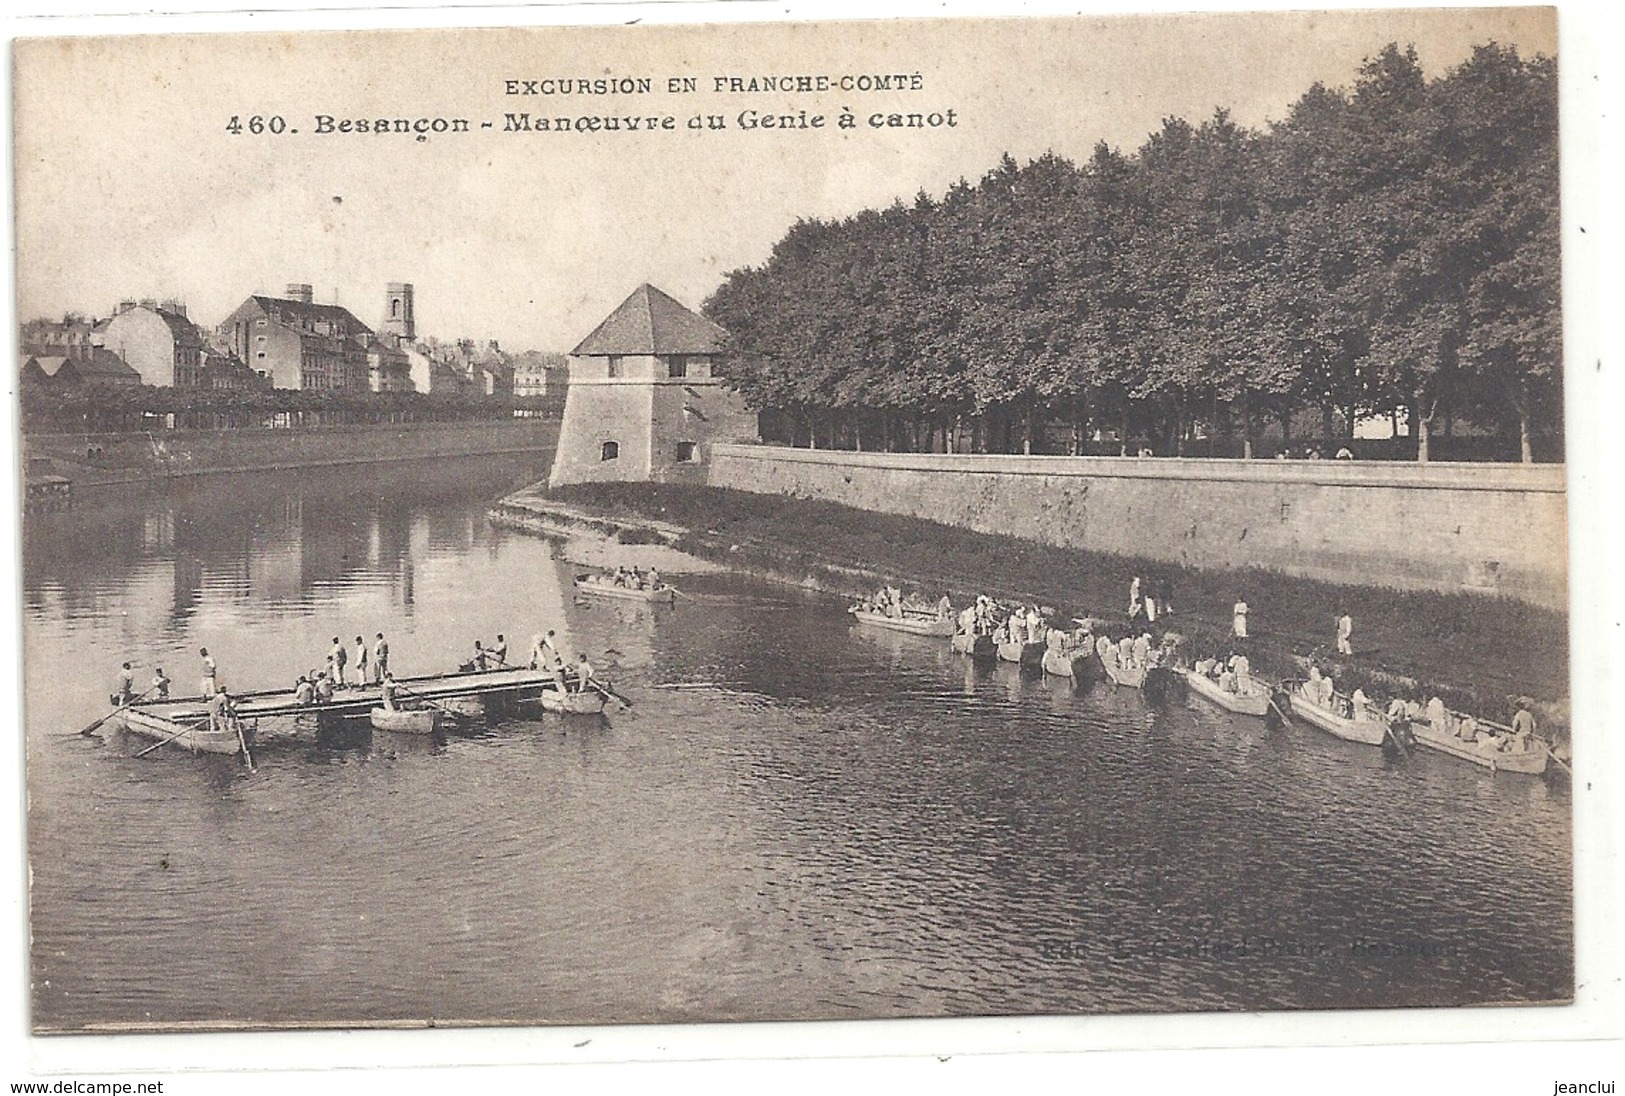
[1184,670,1270,717]
[119,706,245,755]
[848,607,955,637]
[120,665,561,728]
[574,575,677,604]
[1407,719,1549,775]
[434,696,485,718]
[1288,690,1389,745]
[537,687,608,715]
[369,706,441,734]
[951,631,996,659]
[1041,645,1096,679]
[1102,658,1147,689]
[996,639,1046,667]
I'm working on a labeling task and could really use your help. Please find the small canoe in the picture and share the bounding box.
[951,632,996,660]
[1408,720,1549,775]
[575,576,677,604]
[1102,658,1147,689]
[1184,671,1270,717]
[119,707,244,755]
[370,706,441,734]
[997,640,1046,667]
[1041,646,1095,679]
[849,608,955,637]
[1288,692,1388,745]
[538,688,608,715]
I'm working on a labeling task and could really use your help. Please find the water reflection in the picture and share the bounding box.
[23,459,1573,1031]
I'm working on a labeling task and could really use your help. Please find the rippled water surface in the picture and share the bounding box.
[24,460,1572,1030]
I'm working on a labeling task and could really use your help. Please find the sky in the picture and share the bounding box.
[14,7,1558,354]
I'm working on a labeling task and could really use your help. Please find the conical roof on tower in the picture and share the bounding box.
[570,284,728,357]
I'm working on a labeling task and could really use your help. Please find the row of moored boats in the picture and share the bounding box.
[849,592,1562,778]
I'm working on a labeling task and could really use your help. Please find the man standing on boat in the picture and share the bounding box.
[330,637,348,686]
[208,686,232,735]
[490,635,509,668]
[354,636,369,685]
[381,673,399,711]
[199,648,218,698]
[573,653,597,694]
[373,633,389,683]
[150,666,170,701]
[116,662,135,705]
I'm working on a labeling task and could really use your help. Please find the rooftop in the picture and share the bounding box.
[571,284,728,357]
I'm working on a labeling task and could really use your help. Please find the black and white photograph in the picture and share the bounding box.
[4,0,1616,1088]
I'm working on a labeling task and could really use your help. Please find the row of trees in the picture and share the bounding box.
[20,382,562,434]
[704,44,1560,462]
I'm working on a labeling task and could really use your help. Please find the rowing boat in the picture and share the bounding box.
[997,639,1045,667]
[1288,691,1388,745]
[119,707,245,755]
[1407,719,1549,775]
[574,575,678,604]
[951,631,996,659]
[849,607,955,637]
[369,706,442,735]
[1184,670,1270,717]
[1041,646,1096,679]
[537,688,608,715]
[1101,658,1147,689]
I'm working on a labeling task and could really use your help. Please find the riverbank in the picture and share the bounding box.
[23,418,559,488]
[504,481,1570,736]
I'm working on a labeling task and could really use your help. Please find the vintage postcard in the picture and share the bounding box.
[5,0,1613,1081]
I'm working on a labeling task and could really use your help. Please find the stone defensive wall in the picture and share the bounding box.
[708,444,1569,610]
[25,418,559,486]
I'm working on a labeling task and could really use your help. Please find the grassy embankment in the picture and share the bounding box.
[535,482,1570,732]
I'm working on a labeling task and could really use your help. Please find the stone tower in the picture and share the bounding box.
[382,282,415,340]
[549,284,758,488]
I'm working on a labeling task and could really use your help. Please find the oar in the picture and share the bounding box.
[394,683,460,717]
[75,685,158,737]
[233,716,256,772]
[132,716,207,758]
[670,588,696,602]
[594,680,632,709]
[1267,686,1295,729]
[1384,719,1411,758]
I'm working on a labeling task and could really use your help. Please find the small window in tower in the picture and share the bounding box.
[391,298,401,318]
[667,355,688,379]
[601,441,620,461]
[676,441,697,463]
[607,356,623,378]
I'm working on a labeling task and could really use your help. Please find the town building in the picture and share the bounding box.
[20,349,141,387]
[549,284,758,487]
[380,282,416,341]
[217,284,372,391]
[404,343,465,395]
[200,347,267,391]
[20,316,97,362]
[98,299,207,387]
[366,339,414,392]
[512,350,569,401]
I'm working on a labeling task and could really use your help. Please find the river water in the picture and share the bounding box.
[23,459,1572,1031]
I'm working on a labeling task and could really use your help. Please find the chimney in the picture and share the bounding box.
[117,299,137,315]
[285,283,314,304]
[138,297,157,310]
[160,298,187,318]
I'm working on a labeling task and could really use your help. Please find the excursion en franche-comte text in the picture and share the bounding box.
[222,72,957,140]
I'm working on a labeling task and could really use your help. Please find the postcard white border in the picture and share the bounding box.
[2,0,1617,1090]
